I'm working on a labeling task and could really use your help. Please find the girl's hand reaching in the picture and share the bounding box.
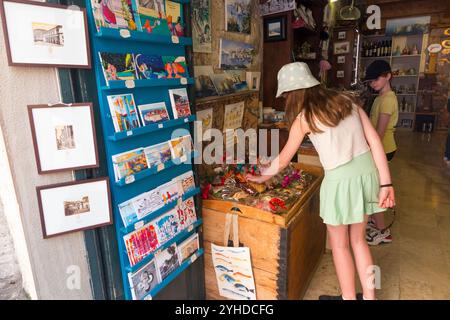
[378,186,395,209]
[245,173,271,184]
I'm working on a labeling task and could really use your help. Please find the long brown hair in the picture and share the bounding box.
[284,85,356,133]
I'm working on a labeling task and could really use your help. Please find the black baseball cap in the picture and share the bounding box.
[363,60,392,82]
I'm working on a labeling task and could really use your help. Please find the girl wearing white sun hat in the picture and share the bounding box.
[247,62,395,300]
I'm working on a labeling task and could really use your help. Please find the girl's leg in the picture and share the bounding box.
[349,218,376,300]
[326,224,356,300]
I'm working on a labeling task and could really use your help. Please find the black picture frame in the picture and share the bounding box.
[264,16,286,42]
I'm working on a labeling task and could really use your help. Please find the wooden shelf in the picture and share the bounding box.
[196,90,257,105]
[392,54,421,58]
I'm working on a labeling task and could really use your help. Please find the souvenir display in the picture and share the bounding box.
[169,88,192,118]
[128,259,161,300]
[107,94,140,132]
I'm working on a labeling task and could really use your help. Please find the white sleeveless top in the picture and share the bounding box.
[300,105,370,170]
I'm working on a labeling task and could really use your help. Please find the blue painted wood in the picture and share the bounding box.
[85,0,202,300]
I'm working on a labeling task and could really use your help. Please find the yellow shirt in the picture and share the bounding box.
[370,90,398,154]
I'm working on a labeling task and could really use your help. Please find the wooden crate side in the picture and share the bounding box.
[276,227,289,300]
[204,251,278,300]
[286,191,326,300]
[202,209,281,274]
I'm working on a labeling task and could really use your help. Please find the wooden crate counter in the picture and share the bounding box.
[201,163,326,300]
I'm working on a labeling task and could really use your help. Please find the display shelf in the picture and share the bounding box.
[125,219,203,273]
[108,115,196,141]
[95,27,193,46]
[393,75,418,78]
[101,78,194,91]
[399,112,415,115]
[391,54,421,58]
[361,56,390,60]
[141,249,204,300]
[115,151,199,187]
[120,187,201,234]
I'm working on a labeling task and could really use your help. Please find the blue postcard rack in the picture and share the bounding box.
[85,0,203,300]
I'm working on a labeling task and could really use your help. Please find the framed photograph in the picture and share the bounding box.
[337,31,346,40]
[333,41,350,55]
[0,0,91,68]
[337,55,346,64]
[28,103,99,174]
[337,70,345,78]
[36,178,112,238]
[264,16,286,42]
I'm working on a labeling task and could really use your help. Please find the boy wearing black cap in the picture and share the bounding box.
[364,60,398,245]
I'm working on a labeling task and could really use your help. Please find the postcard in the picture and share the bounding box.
[124,222,159,266]
[112,148,149,181]
[168,88,191,119]
[133,54,166,79]
[196,108,213,140]
[178,233,199,263]
[169,135,193,159]
[131,0,170,35]
[162,56,188,79]
[165,0,184,37]
[131,188,164,219]
[153,209,180,244]
[118,199,139,227]
[223,101,244,131]
[128,259,160,300]
[107,93,140,132]
[159,180,180,204]
[143,141,172,169]
[210,73,236,95]
[177,171,196,194]
[99,52,136,85]
[176,197,197,231]
[138,102,170,126]
[155,242,180,280]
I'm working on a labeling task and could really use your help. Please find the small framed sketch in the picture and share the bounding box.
[334,41,350,55]
[338,31,346,40]
[263,16,286,42]
[337,56,346,64]
[36,178,112,238]
[0,0,91,68]
[246,71,261,91]
[28,103,99,174]
[337,70,345,78]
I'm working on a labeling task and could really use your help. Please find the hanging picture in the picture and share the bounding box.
[28,103,99,174]
[337,70,344,78]
[246,71,261,91]
[333,41,350,55]
[0,0,91,68]
[192,0,212,53]
[337,56,345,64]
[385,16,430,36]
[196,108,213,140]
[337,31,346,40]
[260,0,295,16]
[36,178,112,238]
[223,101,245,131]
[263,15,286,42]
[219,39,254,70]
[225,0,251,34]
[169,88,192,118]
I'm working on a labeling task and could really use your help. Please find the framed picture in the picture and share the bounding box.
[36,178,112,238]
[246,71,261,91]
[386,16,430,36]
[0,0,91,68]
[337,70,345,78]
[334,41,350,55]
[337,31,346,40]
[337,56,346,64]
[264,16,286,42]
[225,0,251,34]
[28,103,99,174]
[219,38,254,70]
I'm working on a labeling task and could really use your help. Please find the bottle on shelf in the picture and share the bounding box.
[412,44,419,55]
[387,40,392,56]
[401,97,407,112]
[428,122,433,133]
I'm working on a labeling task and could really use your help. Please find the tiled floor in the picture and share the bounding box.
[303,131,450,300]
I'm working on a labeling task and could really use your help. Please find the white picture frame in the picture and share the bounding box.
[337,70,345,78]
[338,31,346,40]
[334,41,350,55]
[337,56,346,64]
[0,0,91,68]
[36,178,112,238]
[28,103,99,174]
[246,71,261,91]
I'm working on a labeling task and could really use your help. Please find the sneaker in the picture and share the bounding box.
[366,219,378,233]
[366,228,392,245]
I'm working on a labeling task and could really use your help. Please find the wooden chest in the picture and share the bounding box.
[201,164,326,300]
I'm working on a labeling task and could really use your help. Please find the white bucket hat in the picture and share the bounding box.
[276,62,320,98]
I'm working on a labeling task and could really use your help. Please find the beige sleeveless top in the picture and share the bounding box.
[299,105,370,170]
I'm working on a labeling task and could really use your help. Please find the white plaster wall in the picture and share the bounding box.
[0,3,93,299]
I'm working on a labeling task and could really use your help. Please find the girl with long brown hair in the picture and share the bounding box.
[247,62,395,300]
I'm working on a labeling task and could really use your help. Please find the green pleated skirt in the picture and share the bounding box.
[320,151,384,226]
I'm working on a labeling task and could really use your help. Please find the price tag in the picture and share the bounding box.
[144,294,152,300]
[180,77,187,85]
[171,35,179,44]
[125,80,135,89]
[180,154,187,163]
[134,221,144,230]
[157,163,165,172]
[184,118,189,123]
[126,131,133,136]
[187,224,194,232]
[158,123,164,129]
[190,254,197,264]
[125,175,135,184]
[119,29,131,38]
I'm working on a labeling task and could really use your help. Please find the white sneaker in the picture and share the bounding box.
[367,228,392,246]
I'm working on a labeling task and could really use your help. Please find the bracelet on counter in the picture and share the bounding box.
[380,184,393,188]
